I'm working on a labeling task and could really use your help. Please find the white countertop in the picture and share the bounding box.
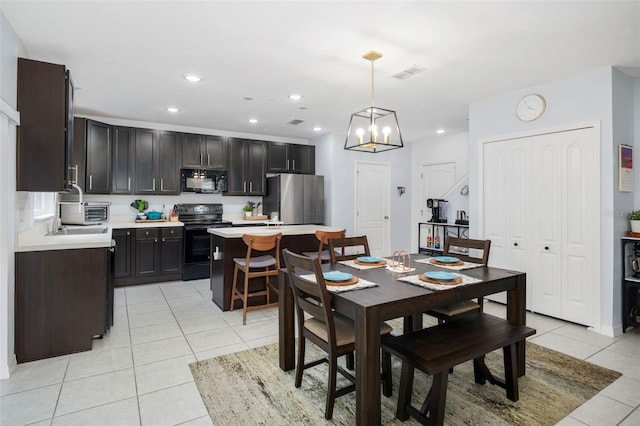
[208,224,340,238]
[15,218,184,252]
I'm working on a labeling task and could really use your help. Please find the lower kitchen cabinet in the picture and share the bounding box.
[113,229,133,278]
[115,226,183,287]
[15,248,108,363]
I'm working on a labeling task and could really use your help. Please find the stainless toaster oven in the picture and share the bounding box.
[60,202,110,225]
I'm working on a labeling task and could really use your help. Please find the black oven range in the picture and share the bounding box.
[175,203,232,280]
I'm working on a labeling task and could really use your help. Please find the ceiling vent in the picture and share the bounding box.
[287,119,305,125]
[392,65,427,80]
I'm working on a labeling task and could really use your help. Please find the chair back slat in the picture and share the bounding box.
[328,236,371,264]
[242,233,282,268]
[315,229,346,260]
[444,237,491,265]
[283,249,335,342]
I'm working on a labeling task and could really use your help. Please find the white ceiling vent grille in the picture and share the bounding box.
[287,119,305,125]
[392,65,427,80]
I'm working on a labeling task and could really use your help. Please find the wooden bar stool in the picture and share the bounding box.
[230,233,282,325]
[301,229,346,263]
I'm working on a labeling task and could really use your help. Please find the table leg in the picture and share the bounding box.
[506,273,527,377]
[278,269,295,371]
[355,305,381,426]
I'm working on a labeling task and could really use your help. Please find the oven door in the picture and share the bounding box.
[183,225,212,264]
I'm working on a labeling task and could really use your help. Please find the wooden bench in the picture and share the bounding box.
[382,313,536,426]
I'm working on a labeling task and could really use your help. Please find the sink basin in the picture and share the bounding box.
[47,227,109,236]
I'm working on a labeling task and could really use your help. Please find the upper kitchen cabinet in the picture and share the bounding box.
[17,58,74,191]
[111,126,135,194]
[182,134,226,169]
[134,129,181,195]
[84,120,111,193]
[267,143,315,174]
[71,118,87,190]
[226,138,266,195]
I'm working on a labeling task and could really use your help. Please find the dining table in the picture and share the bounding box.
[277,253,527,426]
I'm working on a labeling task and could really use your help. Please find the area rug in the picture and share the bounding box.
[189,342,621,425]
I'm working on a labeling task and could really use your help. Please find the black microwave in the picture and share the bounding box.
[181,169,228,193]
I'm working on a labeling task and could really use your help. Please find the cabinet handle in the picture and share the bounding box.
[128,177,131,191]
[127,231,130,236]
[292,160,295,170]
[208,154,210,165]
[545,246,550,251]
[155,239,158,243]
[152,178,156,191]
[162,238,165,242]
[249,181,253,192]
[145,231,149,235]
[161,178,164,191]
[200,153,203,165]
[287,159,290,169]
[243,181,247,192]
[89,175,93,190]
[514,242,518,247]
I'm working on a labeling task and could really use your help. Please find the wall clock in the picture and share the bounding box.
[516,94,546,122]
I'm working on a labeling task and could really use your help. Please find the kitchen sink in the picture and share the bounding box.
[47,227,109,236]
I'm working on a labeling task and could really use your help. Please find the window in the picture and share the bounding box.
[33,192,55,220]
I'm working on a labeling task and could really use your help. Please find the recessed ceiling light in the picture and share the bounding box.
[313,127,322,131]
[248,118,258,124]
[167,107,179,113]
[289,94,302,101]
[184,74,201,82]
[436,129,446,134]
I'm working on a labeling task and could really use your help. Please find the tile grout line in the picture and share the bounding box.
[124,287,144,426]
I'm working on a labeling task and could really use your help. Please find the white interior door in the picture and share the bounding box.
[356,161,390,256]
[482,126,598,326]
[420,162,456,220]
[483,138,531,305]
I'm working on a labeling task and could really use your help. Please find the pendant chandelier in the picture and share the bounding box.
[344,51,404,153]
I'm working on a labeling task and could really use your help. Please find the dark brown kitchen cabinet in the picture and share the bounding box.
[267,143,315,174]
[71,118,87,189]
[15,248,107,363]
[112,126,135,194]
[182,134,226,169]
[117,226,183,286]
[226,138,266,195]
[135,228,160,277]
[85,120,111,193]
[134,129,181,195]
[17,57,73,191]
[161,227,183,275]
[113,229,133,278]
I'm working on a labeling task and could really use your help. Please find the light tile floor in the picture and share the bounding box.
[0,279,639,425]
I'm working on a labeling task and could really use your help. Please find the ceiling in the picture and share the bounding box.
[2,1,639,144]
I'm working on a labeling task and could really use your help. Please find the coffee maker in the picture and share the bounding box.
[426,199,448,223]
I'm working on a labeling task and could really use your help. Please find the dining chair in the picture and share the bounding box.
[230,233,282,325]
[302,229,346,263]
[282,249,393,420]
[426,237,492,323]
[327,235,371,264]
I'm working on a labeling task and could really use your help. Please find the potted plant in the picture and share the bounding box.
[131,199,149,219]
[629,210,640,232]
[243,202,255,218]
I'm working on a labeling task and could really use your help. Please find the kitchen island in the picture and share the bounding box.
[208,225,341,311]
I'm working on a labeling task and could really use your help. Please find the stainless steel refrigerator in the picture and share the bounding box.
[263,174,324,225]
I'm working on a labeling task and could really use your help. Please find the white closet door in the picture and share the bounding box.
[528,128,597,324]
[561,128,597,324]
[530,133,563,317]
[483,138,531,305]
